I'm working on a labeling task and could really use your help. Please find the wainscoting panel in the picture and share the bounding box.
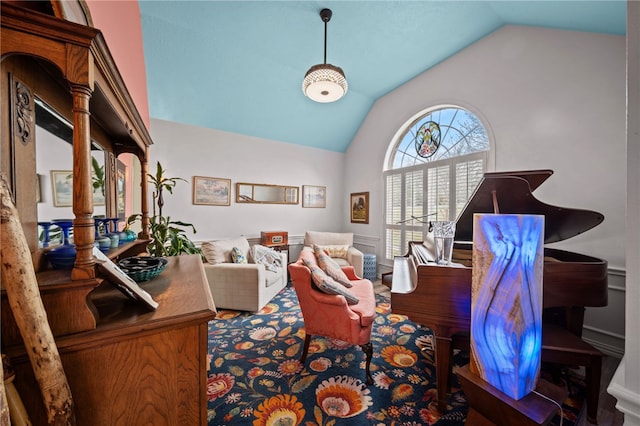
[584,268,626,357]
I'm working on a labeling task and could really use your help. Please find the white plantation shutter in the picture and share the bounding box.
[386,174,402,226]
[405,170,424,224]
[385,174,403,259]
[385,228,401,259]
[455,159,484,217]
[427,165,450,222]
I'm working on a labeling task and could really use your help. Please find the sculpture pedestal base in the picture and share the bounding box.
[456,365,567,426]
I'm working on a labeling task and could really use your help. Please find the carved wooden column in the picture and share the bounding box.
[70,85,95,280]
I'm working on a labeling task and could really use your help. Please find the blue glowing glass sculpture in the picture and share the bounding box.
[470,214,544,400]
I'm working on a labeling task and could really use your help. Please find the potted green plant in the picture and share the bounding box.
[92,156,105,197]
[127,162,201,257]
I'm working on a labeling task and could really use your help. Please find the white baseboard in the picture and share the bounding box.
[608,358,640,425]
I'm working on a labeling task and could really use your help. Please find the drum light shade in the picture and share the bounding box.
[302,9,348,103]
[303,64,347,103]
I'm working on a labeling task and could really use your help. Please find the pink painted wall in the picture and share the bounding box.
[85,0,150,129]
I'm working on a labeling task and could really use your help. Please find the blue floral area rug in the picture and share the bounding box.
[206,284,585,425]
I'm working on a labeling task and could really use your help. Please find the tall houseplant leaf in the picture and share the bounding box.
[128,162,201,258]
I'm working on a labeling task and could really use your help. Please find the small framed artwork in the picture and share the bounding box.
[92,181,105,207]
[36,173,43,203]
[192,176,231,206]
[350,192,369,224]
[51,169,105,207]
[51,170,73,207]
[116,160,126,218]
[302,185,326,208]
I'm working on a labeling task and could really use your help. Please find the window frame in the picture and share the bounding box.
[382,105,492,262]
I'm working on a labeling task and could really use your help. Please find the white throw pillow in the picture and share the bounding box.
[201,237,250,264]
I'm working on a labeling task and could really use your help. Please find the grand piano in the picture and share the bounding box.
[391,169,608,421]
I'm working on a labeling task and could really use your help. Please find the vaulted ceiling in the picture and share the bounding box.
[139,1,626,152]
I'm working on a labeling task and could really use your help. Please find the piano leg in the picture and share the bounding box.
[435,335,454,412]
[565,306,587,337]
[434,333,471,412]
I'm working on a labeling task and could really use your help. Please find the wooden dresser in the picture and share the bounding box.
[6,254,216,425]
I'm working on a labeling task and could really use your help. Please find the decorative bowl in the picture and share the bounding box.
[117,256,168,282]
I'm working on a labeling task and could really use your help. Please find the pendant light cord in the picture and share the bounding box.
[323,20,328,64]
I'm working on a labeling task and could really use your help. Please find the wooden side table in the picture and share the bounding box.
[456,364,568,426]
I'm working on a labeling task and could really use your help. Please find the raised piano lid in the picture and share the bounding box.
[454,169,605,244]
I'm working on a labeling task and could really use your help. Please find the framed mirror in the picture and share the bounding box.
[236,182,298,204]
[36,98,107,224]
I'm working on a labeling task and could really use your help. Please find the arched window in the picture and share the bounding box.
[383,106,491,260]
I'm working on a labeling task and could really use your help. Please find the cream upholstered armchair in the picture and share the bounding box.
[303,231,364,278]
[201,236,287,312]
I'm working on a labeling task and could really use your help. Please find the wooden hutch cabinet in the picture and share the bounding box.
[1,2,216,424]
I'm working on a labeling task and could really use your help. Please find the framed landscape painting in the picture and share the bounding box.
[51,170,73,207]
[51,169,105,207]
[302,185,326,208]
[350,191,369,224]
[116,160,126,218]
[193,176,231,206]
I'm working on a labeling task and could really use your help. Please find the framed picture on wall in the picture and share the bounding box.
[51,169,105,207]
[350,192,369,224]
[192,176,231,206]
[116,160,126,218]
[51,170,73,207]
[36,173,43,203]
[302,185,326,208]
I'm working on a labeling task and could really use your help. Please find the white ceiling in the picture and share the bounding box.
[139,0,626,152]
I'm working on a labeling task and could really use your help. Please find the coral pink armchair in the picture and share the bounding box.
[288,252,376,384]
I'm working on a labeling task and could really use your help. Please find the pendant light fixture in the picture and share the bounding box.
[302,8,348,103]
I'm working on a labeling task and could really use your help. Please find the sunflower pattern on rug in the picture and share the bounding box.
[206,284,584,425]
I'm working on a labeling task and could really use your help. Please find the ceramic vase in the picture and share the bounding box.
[38,221,52,248]
[46,220,76,269]
[94,218,112,253]
[104,217,121,248]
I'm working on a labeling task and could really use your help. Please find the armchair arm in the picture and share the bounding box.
[203,262,265,288]
[203,262,270,312]
[346,247,364,278]
[307,286,352,307]
[341,266,358,281]
[278,251,288,268]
